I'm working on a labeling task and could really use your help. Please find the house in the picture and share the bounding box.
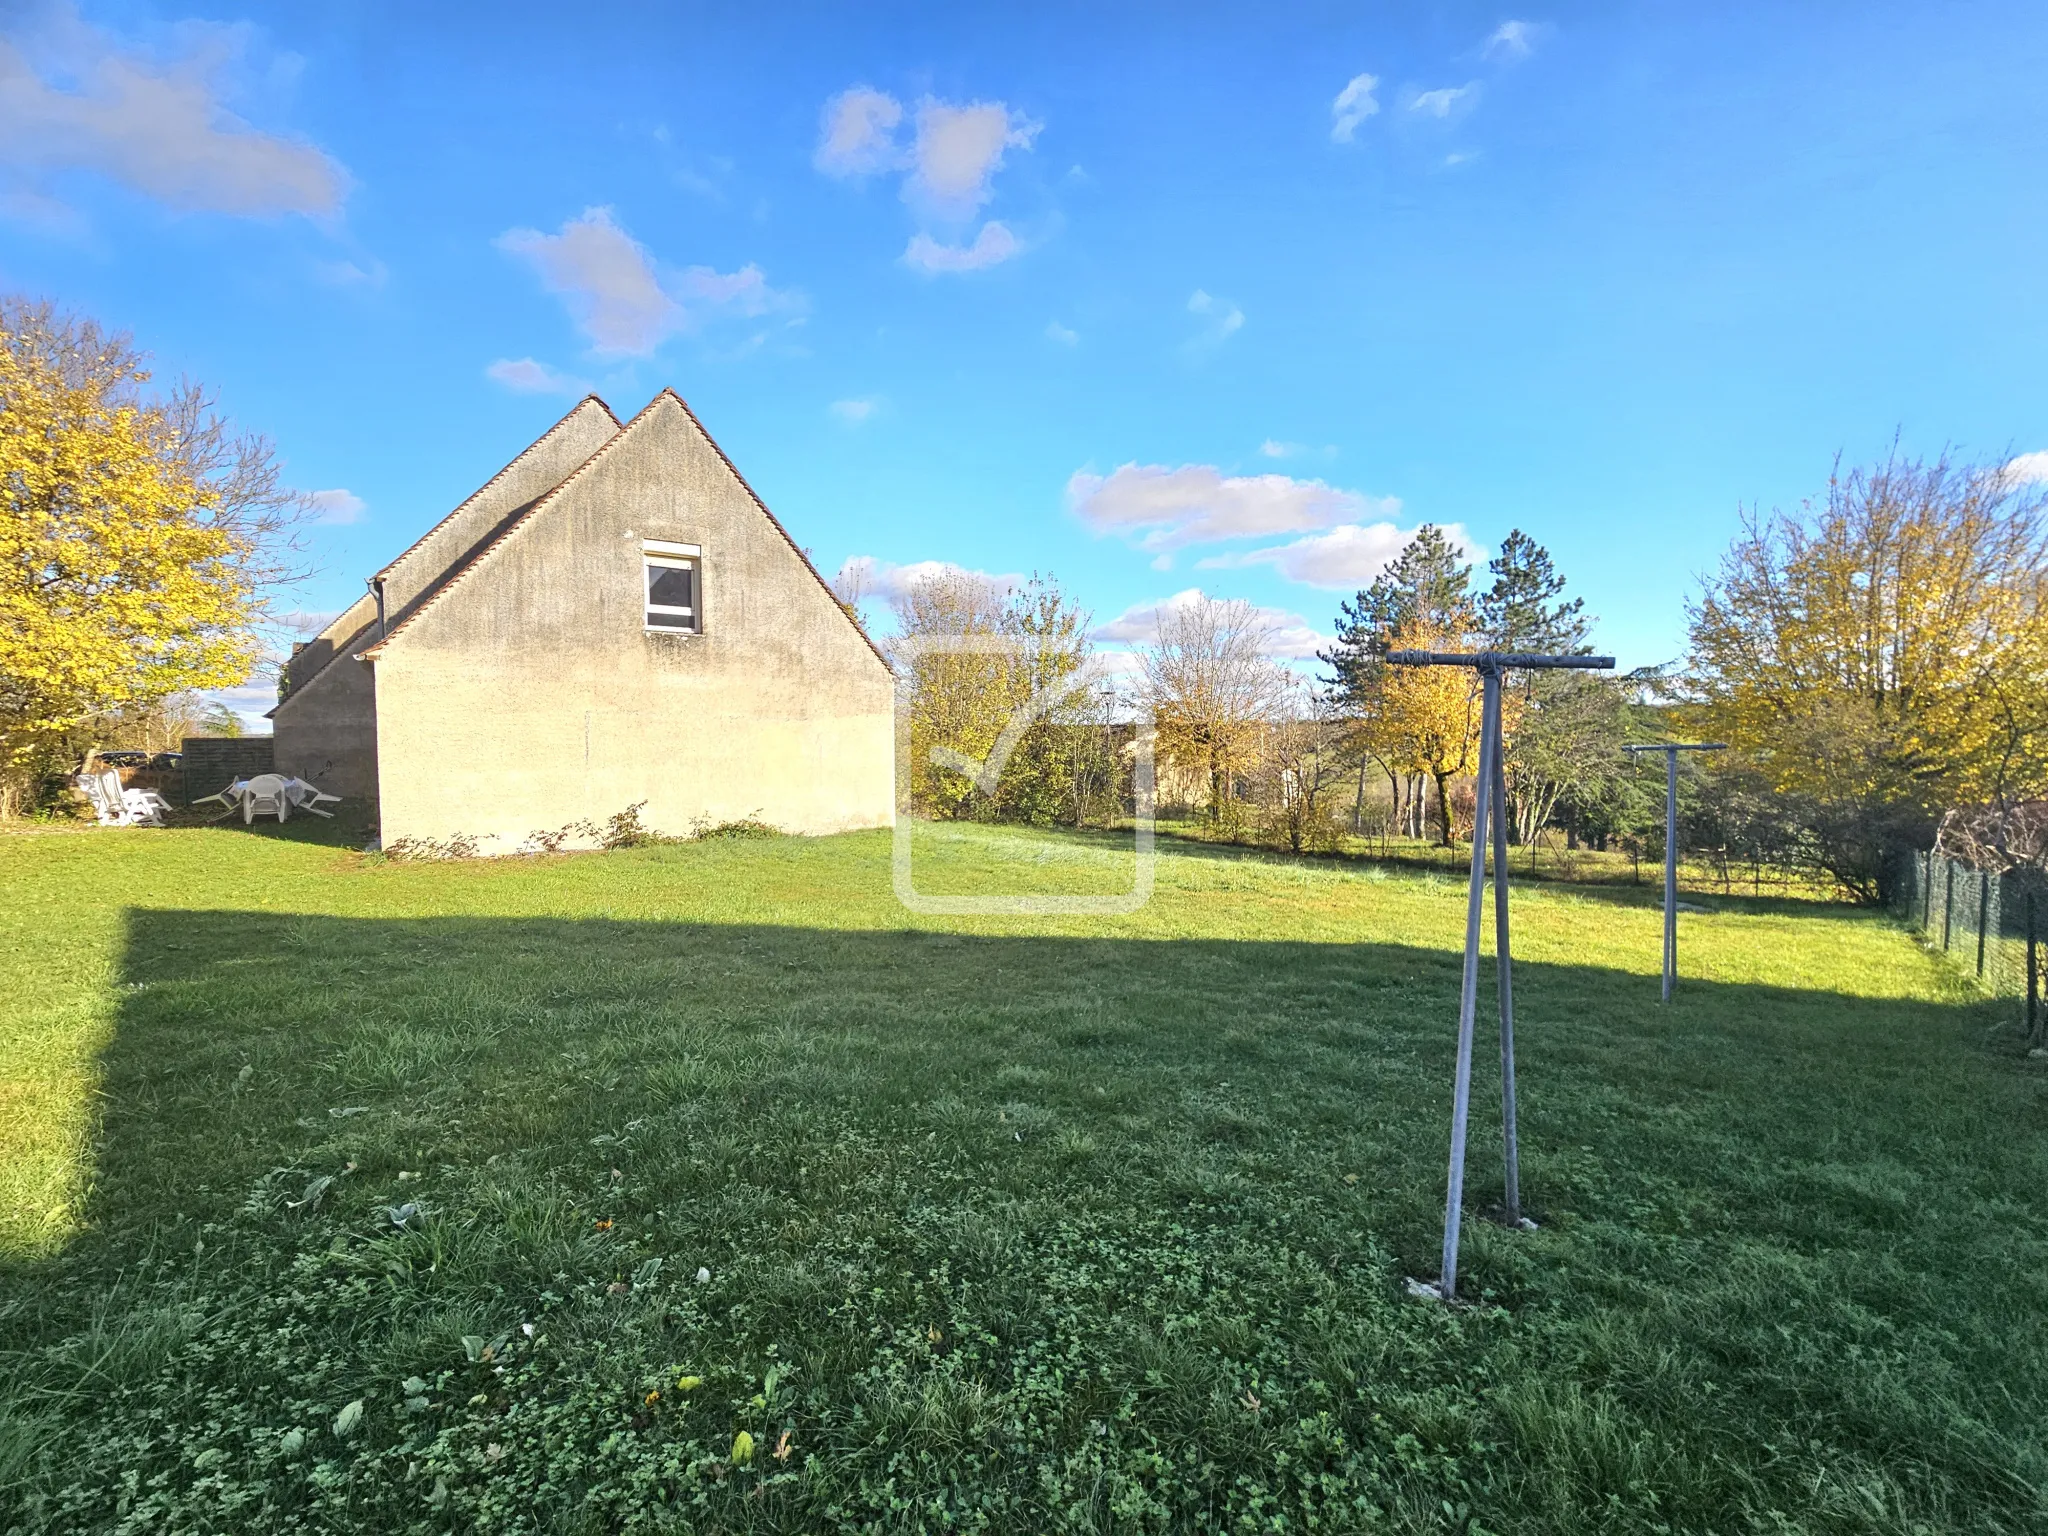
[271,390,895,849]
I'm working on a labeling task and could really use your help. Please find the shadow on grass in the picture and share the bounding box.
[164,802,376,849]
[1,907,2041,1533]
[26,905,2037,1284]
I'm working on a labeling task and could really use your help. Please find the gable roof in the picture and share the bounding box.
[373,394,622,587]
[277,396,624,706]
[358,387,888,669]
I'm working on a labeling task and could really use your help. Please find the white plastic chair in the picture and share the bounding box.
[281,777,341,818]
[240,774,290,824]
[76,770,168,827]
[76,771,131,825]
[118,774,171,826]
[191,778,248,819]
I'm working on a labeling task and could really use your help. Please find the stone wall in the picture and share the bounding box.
[271,648,380,803]
[181,737,275,800]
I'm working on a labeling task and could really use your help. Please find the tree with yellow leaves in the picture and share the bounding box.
[1687,447,2048,900]
[887,567,1100,824]
[1321,524,1483,840]
[1371,617,1527,847]
[0,297,300,812]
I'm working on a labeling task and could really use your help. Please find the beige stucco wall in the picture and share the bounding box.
[270,399,622,814]
[278,591,377,701]
[370,393,894,848]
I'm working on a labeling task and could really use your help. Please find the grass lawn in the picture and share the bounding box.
[1150,816,1841,902]
[1,819,2044,1534]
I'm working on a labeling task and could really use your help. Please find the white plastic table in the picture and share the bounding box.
[193,774,340,823]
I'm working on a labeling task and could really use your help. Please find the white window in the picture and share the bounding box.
[643,540,701,632]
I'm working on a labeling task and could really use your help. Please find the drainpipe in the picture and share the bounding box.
[370,577,387,637]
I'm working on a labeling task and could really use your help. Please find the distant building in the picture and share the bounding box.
[272,391,893,849]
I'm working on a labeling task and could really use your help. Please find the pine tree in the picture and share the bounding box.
[1319,525,1477,842]
[1387,524,1478,633]
[1479,529,1589,653]
[1320,524,1475,708]
[1472,530,1615,843]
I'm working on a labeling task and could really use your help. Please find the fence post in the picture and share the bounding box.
[1977,869,1990,978]
[2029,890,2039,1045]
[1942,859,1953,950]
[1922,850,1933,930]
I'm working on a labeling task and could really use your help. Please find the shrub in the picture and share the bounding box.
[521,819,599,855]
[690,814,781,841]
[599,803,673,850]
[382,832,482,861]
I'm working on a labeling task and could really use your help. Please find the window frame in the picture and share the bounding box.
[642,540,703,634]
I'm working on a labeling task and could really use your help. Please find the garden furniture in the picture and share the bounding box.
[76,770,171,827]
[192,774,341,823]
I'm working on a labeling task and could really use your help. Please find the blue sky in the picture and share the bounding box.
[7,1,2048,725]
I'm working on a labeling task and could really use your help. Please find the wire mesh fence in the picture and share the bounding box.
[1891,849,2044,1040]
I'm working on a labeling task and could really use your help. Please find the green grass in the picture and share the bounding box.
[1150,816,1847,902]
[1,819,2044,1534]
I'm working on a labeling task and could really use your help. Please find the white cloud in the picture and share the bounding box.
[0,5,346,217]
[904,220,1021,274]
[1484,20,1543,60]
[2001,450,2048,486]
[815,84,1041,271]
[1092,588,1201,643]
[0,183,83,232]
[1409,83,1480,119]
[1186,288,1245,348]
[485,357,589,395]
[1260,439,1306,459]
[203,683,283,733]
[315,257,386,288]
[498,207,797,355]
[1196,520,1484,590]
[907,98,1040,216]
[1087,647,1148,682]
[306,488,366,525]
[1330,72,1380,143]
[498,208,677,355]
[1092,588,1330,661]
[1068,463,1397,552]
[1260,614,1332,661]
[829,397,879,423]
[1046,319,1079,346]
[671,261,790,316]
[814,86,904,177]
[834,555,1022,607]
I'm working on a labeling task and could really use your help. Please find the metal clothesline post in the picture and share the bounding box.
[1386,648,1615,1302]
[1622,742,1725,1002]
[1436,669,1494,1298]
[1489,681,1521,1228]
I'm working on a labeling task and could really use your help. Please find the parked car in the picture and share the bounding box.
[146,752,184,769]
[95,750,152,768]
